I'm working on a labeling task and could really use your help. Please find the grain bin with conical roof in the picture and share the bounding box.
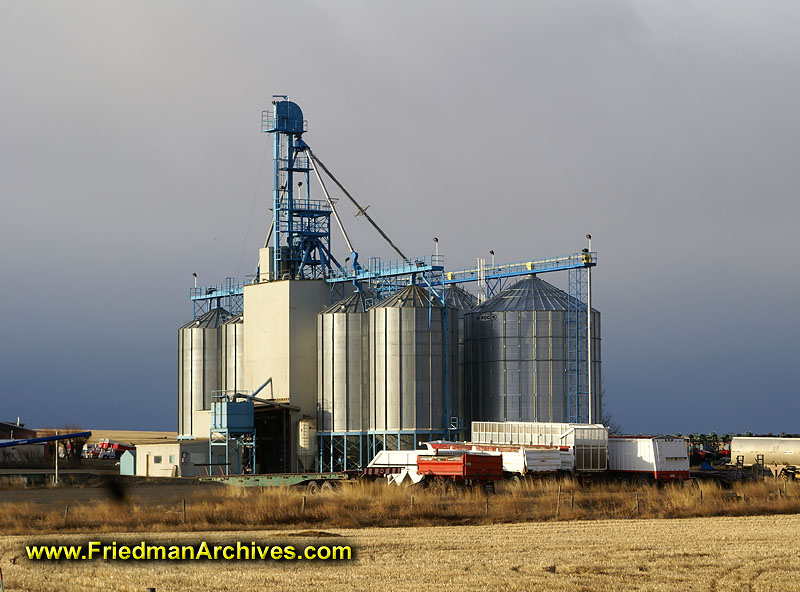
[465,276,601,424]
[444,285,477,438]
[316,290,373,470]
[221,314,244,394]
[369,285,458,450]
[178,307,229,438]
[317,290,372,434]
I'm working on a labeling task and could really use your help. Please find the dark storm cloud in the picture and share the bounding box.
[1,1,798,433]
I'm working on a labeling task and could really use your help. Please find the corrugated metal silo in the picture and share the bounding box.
[317,290,372,433]
[444,285,477,437]
[465,276,601,424]
[369,285,458,449]
[221,314,244,394]
[178,307,229,437]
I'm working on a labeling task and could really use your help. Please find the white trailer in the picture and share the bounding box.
[366,450,425,485]
[607,437,690,483]
[471,421,609,472]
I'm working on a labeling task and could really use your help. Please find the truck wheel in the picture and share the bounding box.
[320,481,334,492]
[635,476,651,488]
[306,481,320,495]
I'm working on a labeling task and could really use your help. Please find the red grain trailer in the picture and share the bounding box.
[416,452,503,491]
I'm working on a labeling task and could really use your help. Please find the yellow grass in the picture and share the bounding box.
[1,478,799,535]
[81,430,177,445]
[2,514,800,591]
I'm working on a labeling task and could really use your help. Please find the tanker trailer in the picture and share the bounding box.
[730,437,800,479]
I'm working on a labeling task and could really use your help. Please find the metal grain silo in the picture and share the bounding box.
[369,285,458,450]
[317,290,372,433]
[221,314,244,394]
[445,285,477,438]
[465,276,601,424]
[178,307,228,438]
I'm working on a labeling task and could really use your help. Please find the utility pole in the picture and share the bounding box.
[54,430,59,485]
[586,234,593,424]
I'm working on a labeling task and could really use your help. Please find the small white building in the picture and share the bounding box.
[134,440,209,478]
[133,439,241,477]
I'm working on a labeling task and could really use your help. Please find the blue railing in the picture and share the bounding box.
[190,281,245,302]
[326,255,445,282]
[261,111,308,133]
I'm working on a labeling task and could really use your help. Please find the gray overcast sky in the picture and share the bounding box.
[1,1,798,434]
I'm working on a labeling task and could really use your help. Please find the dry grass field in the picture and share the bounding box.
[1,478,799,534]
[1,514,800,591]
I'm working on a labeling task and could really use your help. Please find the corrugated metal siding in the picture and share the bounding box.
[466,277,600,425]
[317,292,372,433]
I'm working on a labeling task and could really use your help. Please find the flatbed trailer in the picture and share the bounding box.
[202,471,358,493]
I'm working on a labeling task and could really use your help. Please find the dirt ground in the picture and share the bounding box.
[1,514,799,591]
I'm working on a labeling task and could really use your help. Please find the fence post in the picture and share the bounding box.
[635,493,640,516]
[571,490,574,510]
[410,496,414,508]
[699,488,703,506]
[64,504,70,518]
[485,495,489,516]
[301,495,306,513]
[555,484,561,518]
[183,499,186,523]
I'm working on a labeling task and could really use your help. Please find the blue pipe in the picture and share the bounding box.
[0,431,92,448]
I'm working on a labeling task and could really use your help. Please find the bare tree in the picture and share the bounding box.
[600,384,621,434]
[602,411,622,435]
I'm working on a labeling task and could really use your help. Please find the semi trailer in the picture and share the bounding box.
[607,436,690,484]
[730,437,800,479]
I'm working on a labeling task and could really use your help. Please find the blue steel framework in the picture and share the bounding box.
[209,392,256,476]
[262,98,342,281]
[188,98,598,471]
[567,267,590,424]
[318,431,446,472]
[191,277,243,319]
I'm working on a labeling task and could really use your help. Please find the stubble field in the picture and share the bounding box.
[2,514,800,591]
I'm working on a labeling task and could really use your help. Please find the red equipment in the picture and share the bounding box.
[416,452,503,482]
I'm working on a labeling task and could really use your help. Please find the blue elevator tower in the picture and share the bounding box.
[262,97,336,280]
